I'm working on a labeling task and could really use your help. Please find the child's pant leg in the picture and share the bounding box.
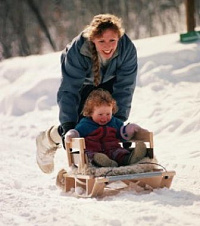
[106,148,130,166]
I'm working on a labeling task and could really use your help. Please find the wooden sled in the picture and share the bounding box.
[59,130,176,197]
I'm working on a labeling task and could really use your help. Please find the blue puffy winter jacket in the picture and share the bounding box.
[57,32,137,125]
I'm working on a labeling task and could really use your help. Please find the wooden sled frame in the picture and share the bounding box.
[62,131,176,197]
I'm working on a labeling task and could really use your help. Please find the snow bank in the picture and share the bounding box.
[0,33,200,226]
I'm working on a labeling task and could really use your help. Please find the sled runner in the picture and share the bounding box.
[57,130,176,197]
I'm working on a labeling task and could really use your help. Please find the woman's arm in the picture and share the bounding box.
[57,36,90,125]
[112,34,138,122]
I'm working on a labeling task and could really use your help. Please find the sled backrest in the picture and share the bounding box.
[65,138,87,172]
[133,129,153,148]
[65,130,154,172]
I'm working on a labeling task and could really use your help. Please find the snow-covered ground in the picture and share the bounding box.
[0,33,200,226]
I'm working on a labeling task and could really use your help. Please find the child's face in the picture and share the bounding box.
[92,29,119,59]
[91,105,112,125]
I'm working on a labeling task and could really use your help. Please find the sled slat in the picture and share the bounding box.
[105,170,176,182]
[89,180,105,197]
[66,138,87,171]
[132,130,153,144]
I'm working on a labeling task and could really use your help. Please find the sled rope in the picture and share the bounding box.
[103,169,114,177]
[138,162,167,172]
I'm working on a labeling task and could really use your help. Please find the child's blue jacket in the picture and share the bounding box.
[75,116,123,138]
[74,117,125,153]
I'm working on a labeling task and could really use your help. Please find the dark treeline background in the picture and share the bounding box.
[0,0,200,60]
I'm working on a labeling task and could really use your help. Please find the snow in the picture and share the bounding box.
[0,32,200,226]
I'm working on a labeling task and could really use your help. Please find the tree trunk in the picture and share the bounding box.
[25,0,56,51]
[185,0,195,32]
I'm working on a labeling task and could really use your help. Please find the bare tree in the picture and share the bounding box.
[0,0,31,58]
[25,0,56,50]
[1,0,199,60]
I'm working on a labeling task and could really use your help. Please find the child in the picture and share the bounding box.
[65,89,147,167]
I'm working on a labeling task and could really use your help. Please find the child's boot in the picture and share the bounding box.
[36,126,61,173]
[93,153,118,167]
[128,141,147,164]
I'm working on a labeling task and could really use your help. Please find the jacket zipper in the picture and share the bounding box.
[100,126,107,152]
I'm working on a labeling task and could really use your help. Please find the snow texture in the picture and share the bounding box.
[0,33,200,226]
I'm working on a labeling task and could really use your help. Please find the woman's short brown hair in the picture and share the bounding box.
[82,89,118,117]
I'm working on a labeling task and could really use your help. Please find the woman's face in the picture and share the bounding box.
[91,105,112,125]
[92,29,119,59]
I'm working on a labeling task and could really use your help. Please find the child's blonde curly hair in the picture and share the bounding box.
[82,89,118,117]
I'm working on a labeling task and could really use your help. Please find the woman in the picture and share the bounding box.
[36,14,138,174]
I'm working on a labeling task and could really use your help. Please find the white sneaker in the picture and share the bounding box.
[36,128,60,174]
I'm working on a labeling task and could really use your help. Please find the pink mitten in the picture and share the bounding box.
[65,129,80,143]
[120,123,141,140]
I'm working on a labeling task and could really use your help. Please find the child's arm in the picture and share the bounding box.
[64,118,95,143]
